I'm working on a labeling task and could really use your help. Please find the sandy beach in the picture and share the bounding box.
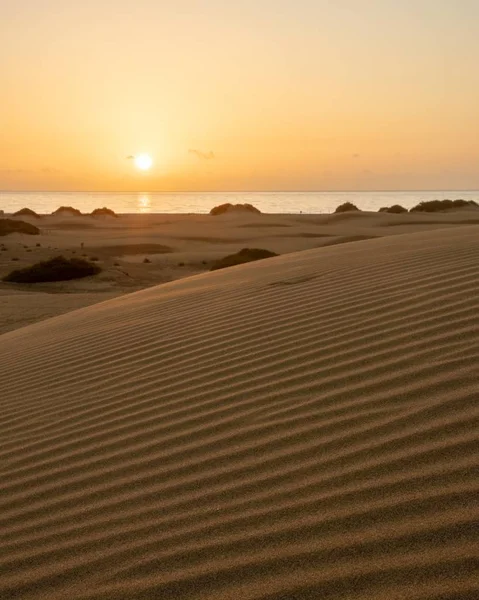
[0,212,478,599]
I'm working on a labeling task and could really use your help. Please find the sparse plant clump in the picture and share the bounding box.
[210,248,278,271]
[210,203,261,216]
[378,204,408,214]
[13,208,41,218]
[143,257,151,263]
[90,207,117,217]
[52,206,83,216]
[0,219,40,236]
[334,202,360,213]
[3,256,101,283]
[409,199,479,213]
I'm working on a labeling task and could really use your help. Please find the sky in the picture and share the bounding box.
[1,0,479,191]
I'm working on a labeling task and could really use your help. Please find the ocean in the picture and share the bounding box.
[1,190,478,215]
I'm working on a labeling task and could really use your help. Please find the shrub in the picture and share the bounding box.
[334,202,360,213]
[90,257,99,262]
[52,206,83,216]
[409,199,479,213]
[13,207,41,218]
[3,256,101,283]
[0,219,40,236]
[379,204,408,214]
[91,207,117,217]
[210,203,261,216]
[210,248,278,271]
[143,257,151,263]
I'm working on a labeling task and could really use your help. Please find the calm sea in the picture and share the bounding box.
[1,191,478,215]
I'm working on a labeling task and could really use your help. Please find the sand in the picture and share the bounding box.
[1,207,479,334]
[0,220,478,599]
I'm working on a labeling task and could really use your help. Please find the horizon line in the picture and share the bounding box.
[1,189,479,194]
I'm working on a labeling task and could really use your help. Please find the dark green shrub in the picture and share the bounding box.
[379,204,408,214]
[13,208,40,218]
[410,199,479,213]
[0,219,40,236]
[3,256,101,283]
[210,203,261,216]
[91,207,117,217]
[52,206,83,216]
[334,202,360,213]
[210,248,278,271]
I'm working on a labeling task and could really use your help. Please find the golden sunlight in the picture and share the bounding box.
[134,154,153,171]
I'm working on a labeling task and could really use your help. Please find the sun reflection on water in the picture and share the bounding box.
[138,194,151,213]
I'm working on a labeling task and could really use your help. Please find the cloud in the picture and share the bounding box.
[189,149,215,160]
[0,168,30,174]
[41,167,62,174]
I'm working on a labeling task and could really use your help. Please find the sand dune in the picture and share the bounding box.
[0,226,478,599]
[2,209,479,334]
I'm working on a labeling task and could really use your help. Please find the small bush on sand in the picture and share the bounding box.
[52,206,83,216]
[410,199,479,213]
[334,202,360,213]
[13,208,41,218]
[3,256,101,283]
[210,248,278,271]
[379,205,408,214]
[90,207,117,217]
[143,257,151,263]
[210,203,261,216]
[0,219,40,236]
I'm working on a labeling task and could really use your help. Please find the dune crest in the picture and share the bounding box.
[0,226,478,599]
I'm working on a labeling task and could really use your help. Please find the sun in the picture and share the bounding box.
[134,153,153,171]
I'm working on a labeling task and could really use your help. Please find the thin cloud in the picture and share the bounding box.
[189,149,215,160]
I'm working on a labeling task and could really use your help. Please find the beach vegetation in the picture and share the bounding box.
[409,199,479,213]
[210,247,278,271]
[52,206,83,216]
[0,219,40,236]
[13,208,41,218]
[210,203,261,216]
[379,205,408,214]
[90,207,117,217]
[3,255,101,283]
[334,202,360,213]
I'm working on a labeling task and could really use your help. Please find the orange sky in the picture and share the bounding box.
[2,1,479,191]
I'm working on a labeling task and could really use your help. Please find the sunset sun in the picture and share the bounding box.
[134,153,153,171]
